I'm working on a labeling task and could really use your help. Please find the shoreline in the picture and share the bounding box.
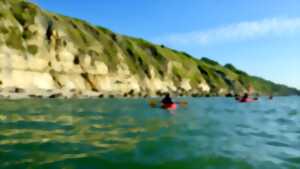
[0,87,219,99]
[0,88,297,100]
[0,90,208,100]
[0,87,213,100]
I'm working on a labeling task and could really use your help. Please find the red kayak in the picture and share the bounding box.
[239,98,257,103]
[162,103,177,110]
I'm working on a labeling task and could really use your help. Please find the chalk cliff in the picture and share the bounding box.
[0,0,298,98]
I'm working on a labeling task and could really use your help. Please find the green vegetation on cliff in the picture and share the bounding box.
[0,0,299,96]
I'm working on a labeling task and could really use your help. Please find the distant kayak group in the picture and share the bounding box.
[150,92,273,111]
[235,93,273,103]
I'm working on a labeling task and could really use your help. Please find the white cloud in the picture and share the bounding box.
[156,17,300,46]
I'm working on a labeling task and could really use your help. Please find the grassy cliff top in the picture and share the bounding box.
[0,0,299,96]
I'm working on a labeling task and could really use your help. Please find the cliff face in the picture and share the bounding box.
[0,0,299,98]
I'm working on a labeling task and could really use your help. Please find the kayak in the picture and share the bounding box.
[162,103,177,110]
[239,98,257,103]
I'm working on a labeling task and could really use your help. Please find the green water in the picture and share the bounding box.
[0,97,299,169]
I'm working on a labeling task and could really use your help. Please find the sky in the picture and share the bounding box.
[31,0,300,89]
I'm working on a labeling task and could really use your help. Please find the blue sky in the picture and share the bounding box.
[31,0,300,89]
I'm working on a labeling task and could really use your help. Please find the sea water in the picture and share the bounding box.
[0,97,299,169]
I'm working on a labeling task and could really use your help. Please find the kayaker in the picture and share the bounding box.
[161,93,178,111]
[269,95,273,100]
[161,93,173,105]
[240,93,249,102]
[234,94,240,101]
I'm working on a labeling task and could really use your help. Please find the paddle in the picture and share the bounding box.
[149,99,158,107]
[176,101,188,107]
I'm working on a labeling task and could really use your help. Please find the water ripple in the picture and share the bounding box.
[0,97,299,169]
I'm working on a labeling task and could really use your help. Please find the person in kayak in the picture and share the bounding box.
[269,94,273,100]
[161,93,177,111]
[234,94,240,101]
[240,93,249,102]
[161,93,173,105]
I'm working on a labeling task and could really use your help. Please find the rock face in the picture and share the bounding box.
[0,0,299,98]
